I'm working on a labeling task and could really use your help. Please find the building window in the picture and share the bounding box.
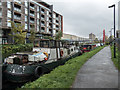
[25,16,27,22]
[53,30,56,35]
[37,13,39,18]
[53,19,55,23]
[7,10,11,18]
[0,9,2,17]
[47,22,49,27]
[0,2,2,6]
[37,19,39,25]
[0,19,2,26]
[47,11,49,15]
[47,28,49,33]
[47,17,49,21]
[25,8,28,14]
[7,1,11,8]
[25,1,28,7]
[37,25,39,32]
[53,13,56,18]
[53,24,55,29]
[37,6,39,12]
[25,23,27,29]
[7,19,11,27]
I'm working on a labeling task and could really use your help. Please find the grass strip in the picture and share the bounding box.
[21,46,105,88]
[110,46,120,71]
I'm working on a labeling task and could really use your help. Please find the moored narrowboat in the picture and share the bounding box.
[2,40,82,83]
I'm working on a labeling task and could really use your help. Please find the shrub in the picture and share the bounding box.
[2,44,33,61]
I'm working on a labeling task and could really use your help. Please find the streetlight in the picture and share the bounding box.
[109,28,114,46]
[108,4,116,58]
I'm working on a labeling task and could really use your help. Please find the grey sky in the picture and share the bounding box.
[44,0,119,39]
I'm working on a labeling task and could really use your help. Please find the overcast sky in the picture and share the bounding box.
[44,0,119,39]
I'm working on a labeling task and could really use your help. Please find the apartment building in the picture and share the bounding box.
[0,0,63,44]
[117,1,120,38]
[89,33,96,40]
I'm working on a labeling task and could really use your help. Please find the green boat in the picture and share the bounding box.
[2,40,82,83]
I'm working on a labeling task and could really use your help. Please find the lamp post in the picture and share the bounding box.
[109,28,114,46]
[108,4,116,58]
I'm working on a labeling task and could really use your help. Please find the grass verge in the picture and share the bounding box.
[21,46,105,88]
[110,46,120,71]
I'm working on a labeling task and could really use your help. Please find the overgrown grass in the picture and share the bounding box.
[21,46,105,88]
[110,46,120,71]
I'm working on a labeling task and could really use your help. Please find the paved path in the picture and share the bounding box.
[72,46,118,88]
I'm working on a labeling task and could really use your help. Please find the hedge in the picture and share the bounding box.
[2,44,33,61]
[21,46,105,88]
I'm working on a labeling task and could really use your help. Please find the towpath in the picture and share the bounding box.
[72,46,118,88]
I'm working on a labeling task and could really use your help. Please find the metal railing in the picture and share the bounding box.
[30,13,35,17]
[41,30,45,33]
[14,8,21,12]
[41,23,45,26]
[14,15,21,20]
[30,20,34,23]
[30,6,35,10]
[15,0,21,4]
[41,11,45,14]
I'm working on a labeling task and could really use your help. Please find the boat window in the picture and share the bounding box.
[68,49,70,54]
[34,41,40,47]
[74,47,76,50]
[71,48,73,52]
[40,41,49,48]
[49,41,55,48]
[56,41,60,48]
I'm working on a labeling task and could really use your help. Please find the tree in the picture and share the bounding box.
[55,31,62,40]
[29,29,36,43]
[94,38,99,43]
[9,21,26,44]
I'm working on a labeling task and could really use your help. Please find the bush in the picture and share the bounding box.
[2,44,33,61]
[21,46,105,88]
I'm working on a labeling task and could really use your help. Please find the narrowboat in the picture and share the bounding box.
[2,40,82,83]
[81,44,96,53]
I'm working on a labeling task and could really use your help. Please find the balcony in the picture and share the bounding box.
[14,7,21,12]
[41,30,45,33]
[41,17,45,20]
[14,15,21,20]
[41,23,45,26]
[30,13,34,17]
[41,11,45,14]
[30,20,34,23]
[56,27,59,30]
[49,14,52,17]
[15,0,21,4]
[30,6,35,10]
[56,17,59,20]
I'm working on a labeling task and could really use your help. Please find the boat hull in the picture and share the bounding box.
[3,52,80,83]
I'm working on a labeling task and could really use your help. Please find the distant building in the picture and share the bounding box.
[61,33,90,41]
[118,1,120,30]
[89,33,96,40]
[116,30,120,38]
[117,1,120,38]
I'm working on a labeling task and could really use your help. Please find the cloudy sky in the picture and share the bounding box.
[44,0,119,39]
